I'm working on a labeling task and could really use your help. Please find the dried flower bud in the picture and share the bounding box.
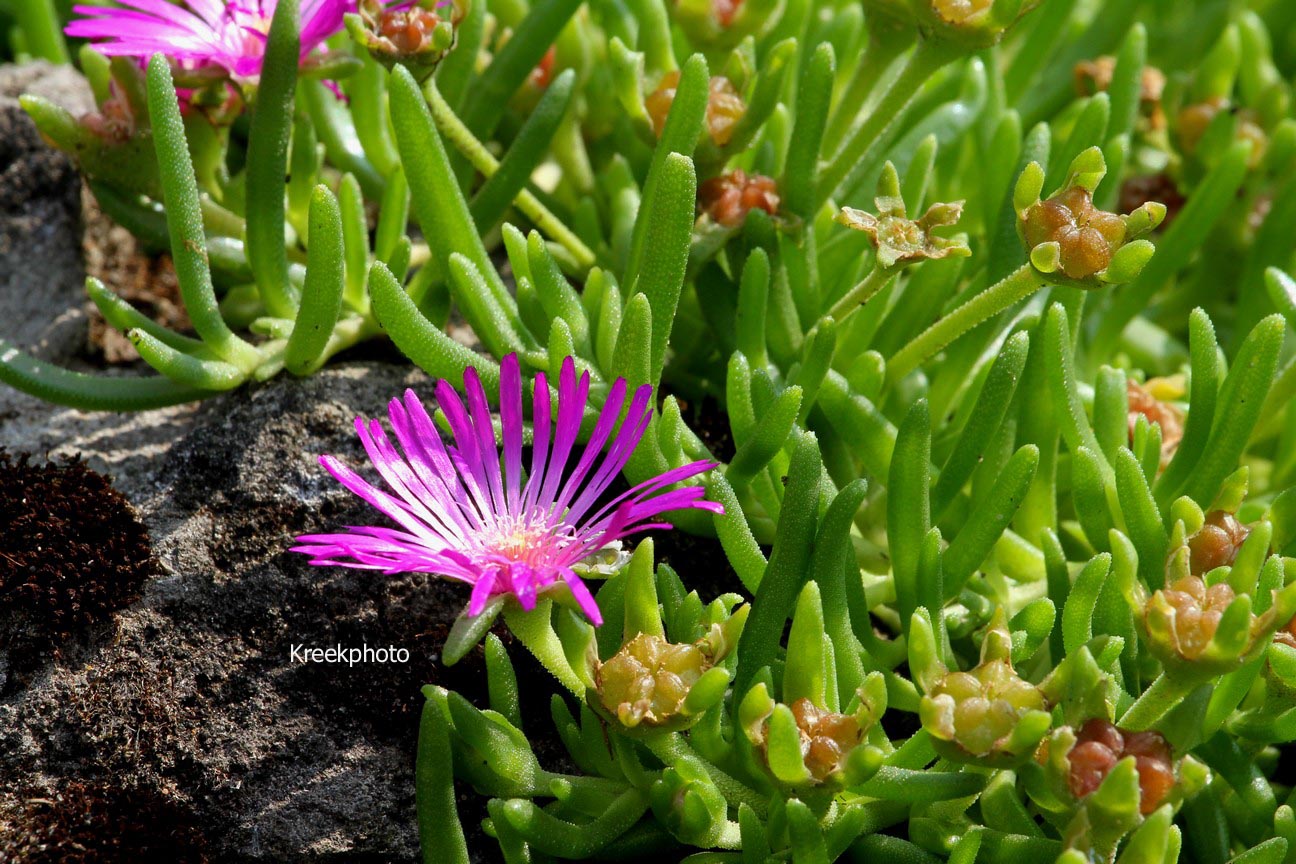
[739,674,886,789]
[1127,378,1184,470]
[1075,56,1166,130]
[698,170,780,227]
[596,633,709,728]
[1015,148,1164,289]
[837,195,970,269]
[1188,511,1251,575]
[646,71,746,146]
[1177,98,1268,168]
[786,699,864,782]
[1064,720,1176,816]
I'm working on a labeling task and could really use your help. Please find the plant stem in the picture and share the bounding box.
[886,264,1043,384]
[1118,673,1196,730]
[828,266,896,323]
[817,39,957,207]
[422,80,597,271]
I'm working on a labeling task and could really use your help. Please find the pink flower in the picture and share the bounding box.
[292,356,723,626]
[66,0,357,83]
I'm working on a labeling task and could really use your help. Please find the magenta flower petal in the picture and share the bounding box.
[293,355,724,623]
[66,0,357,83]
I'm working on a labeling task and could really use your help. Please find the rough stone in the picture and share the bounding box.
[0,363,499,863]
[0,62,95,366]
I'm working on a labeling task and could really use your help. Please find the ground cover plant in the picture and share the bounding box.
[5,0,1296,861]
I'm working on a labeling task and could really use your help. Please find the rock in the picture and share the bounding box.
[0,62,95,366]
[0,363,518,863]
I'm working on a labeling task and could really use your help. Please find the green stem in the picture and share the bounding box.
[828,266,896,323]
[817,39,957,206]
[822,27,912,153]
[1118,673,1197,731]
[886,264,1043,384]
[423,81,596,271]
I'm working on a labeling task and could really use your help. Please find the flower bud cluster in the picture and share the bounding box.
[1156,575,1237,659]
[1015,148,1165,289]
[596,633,710,728]
[923,658,1047,758]
[1075,56,1167,130]
[786,698,864,782]
[350,0,461,78]
[1065,719,1176,815]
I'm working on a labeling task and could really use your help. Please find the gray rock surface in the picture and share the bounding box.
[0,62,491,862]
[1,61,96,366]
[1,363,493,863]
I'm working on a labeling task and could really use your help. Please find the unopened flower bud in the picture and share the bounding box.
[916,611,1051,765]
[596,633,709,728]
[1015,148,1164,289]
[837,184,970,270]
[698,170,780,227]
[530,46,557,89]
[646,71,746,146]
[82,90,136,142]
[712,0,743,26]
[348,1,461,79]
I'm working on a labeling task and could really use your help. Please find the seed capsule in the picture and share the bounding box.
[1065,720,1176,815]
[596,633,709,728]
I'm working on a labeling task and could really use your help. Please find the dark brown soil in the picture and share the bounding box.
[0,451,155,693]
[0,781,209,864]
